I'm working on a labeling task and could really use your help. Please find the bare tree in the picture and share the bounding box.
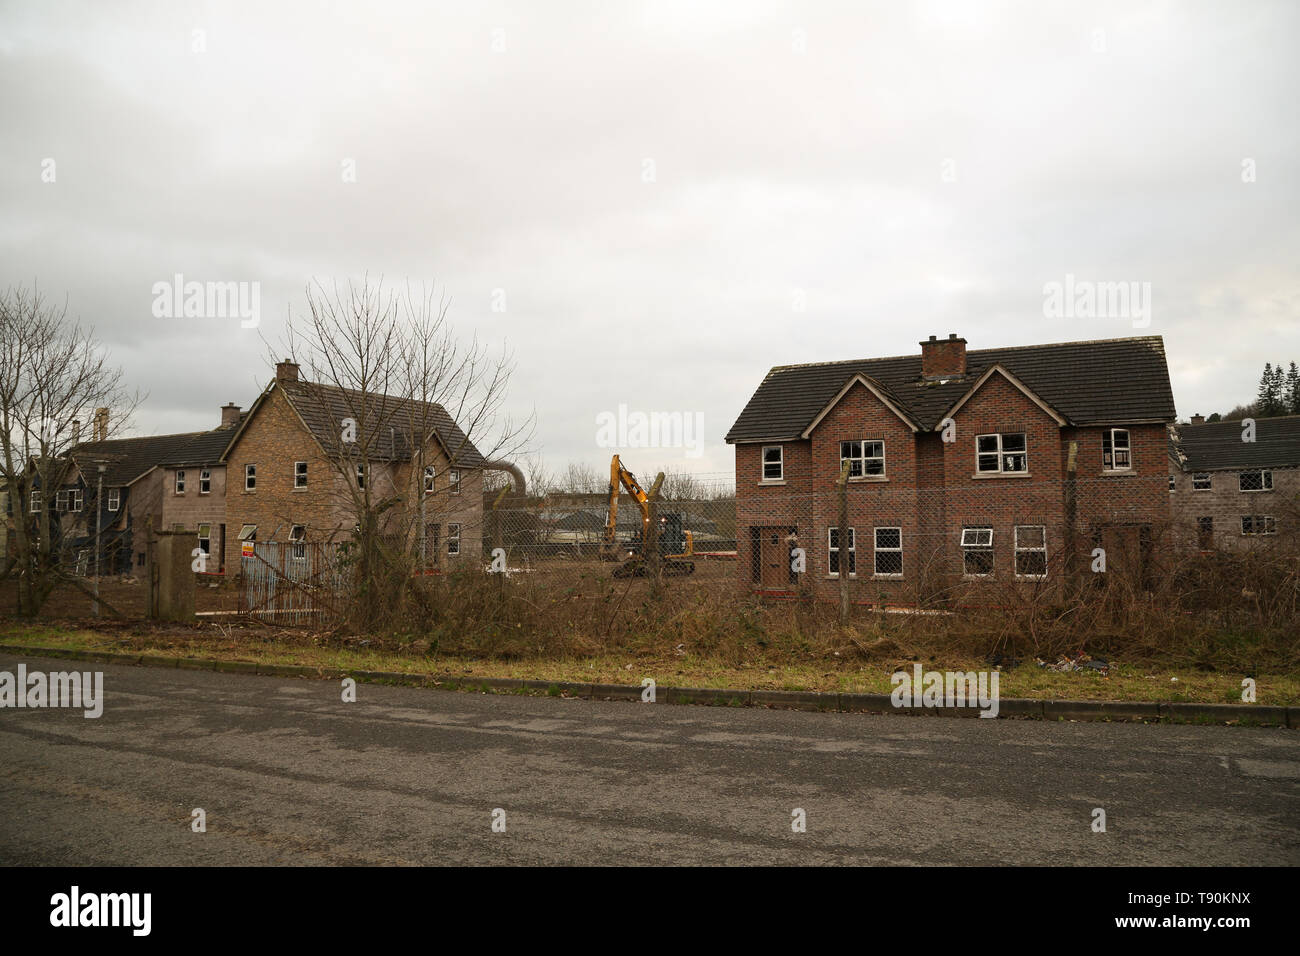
[0,285,138,615]
[276,277,530,625]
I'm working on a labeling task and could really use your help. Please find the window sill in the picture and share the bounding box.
[873,573,903,579]
[825,574,858,579]
[758,479,787,486]
[1015,575,1049,581]
[848,475,888,483]
[971,472,1031,479]
[1239,489,1274,494]
[1100,469,1136,476]
[292,487,308,492]
[962,574,994,580]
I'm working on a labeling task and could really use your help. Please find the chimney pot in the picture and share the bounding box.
[221,403,241,428]
[276,360,300,383]
[1190,413,1205,425]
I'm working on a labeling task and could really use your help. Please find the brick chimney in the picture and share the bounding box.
[221,403,241,428]
[71,419,80,444]
[276,359,300,383]
[1190,413,1205,425]
[92,407,109,442]
[920,333,967,379]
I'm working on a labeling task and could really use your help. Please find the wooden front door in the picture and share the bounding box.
[759,527,793,590]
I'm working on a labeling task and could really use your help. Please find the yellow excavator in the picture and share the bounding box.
[602,454,695,577]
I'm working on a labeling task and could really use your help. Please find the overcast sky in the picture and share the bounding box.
[2,0,1297,484]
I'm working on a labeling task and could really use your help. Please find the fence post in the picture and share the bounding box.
[645,472,664,590]
[837,460,851,626]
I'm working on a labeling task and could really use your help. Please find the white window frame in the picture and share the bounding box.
[450,468,461,495]
[423,465,435,494]
[1168,474,1176,492]
[30,489,41,513]
[69,488,82,512]
[976,433,1027,474]
[1239,470,1273,492]
[108,488,120,512]
[761,445,783,481]
[238,524,257,541]
[197,523,211,555]
[294,461,308,489]
[199,468,211,494]
[961,527,994,576]
[873,527,902,577]
[840,440,886,478]
[356,463,366,490]
[175,470,185,494]
[447,522,461,555]
[1014,525,1047,579]
[828,526,856,577]
[1241,515,1276,536]
[245,463,256,491]
[1102,428,1131,471]
[56,488,69,511]
[1192,473,1211,491]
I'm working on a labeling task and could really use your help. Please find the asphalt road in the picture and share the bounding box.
[1,653,1297,865]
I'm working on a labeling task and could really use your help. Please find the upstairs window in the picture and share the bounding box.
[828,527,855,576]
[69,489,83,512]
[1014,526,1047,578]
[108,488,120,512]
[238,524,257,541]
[294,461,308,488]
[200,468,211,494]
[1239,470,1273,492]
[761,445,783,481]
[56,489,69,511]
[1168,474,1176,492]
[245,464,256,491]
[976,433,1027,474]
[840,440,886,478]
[1102,429,1131,470]
[447,522,461,555]
[450,469,461,495]
[961,527,994,576]
[1192,473,1211,491]
[423,465,435,494]
[356,463,367,490]
[30,490,41,513]
[175,470,185,494]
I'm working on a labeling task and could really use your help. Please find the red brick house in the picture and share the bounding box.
[726,335,1176,603]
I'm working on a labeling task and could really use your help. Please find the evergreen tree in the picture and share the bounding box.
[1288,362,1300,414]
[1257,362,1275,414]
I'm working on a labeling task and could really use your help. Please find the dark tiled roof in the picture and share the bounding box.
[1173,416,1300,471]
[278,380,485,467]
[726,336,1176,442]
[69,416,243,486]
